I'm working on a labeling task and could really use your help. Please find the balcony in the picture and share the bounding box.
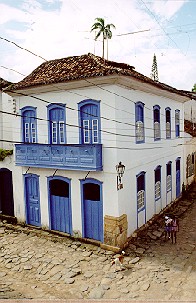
[15,143,103,171]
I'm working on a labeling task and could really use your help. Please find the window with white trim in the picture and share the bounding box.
[59,121,65,144]
[166,162,172,192]
[153,105,161,140]
[48,104,66,144]
[52,122,57,144]
[135,102,145,143]
[83,120,90,143]
[79,99,101,144]
[175,110,180,137]
[165,108,171,139]
[24,123,30,142]
[92,119,98,143]
[137,172,145,211]
[21,107,37,143]
[155,166,161,200]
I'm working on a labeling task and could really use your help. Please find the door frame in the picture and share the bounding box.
[47,175,72,234]
[80,178,103,242]
[24,173,41,226]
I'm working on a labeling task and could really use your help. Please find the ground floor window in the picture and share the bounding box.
[155,166,161,200]
[137,172,145,211]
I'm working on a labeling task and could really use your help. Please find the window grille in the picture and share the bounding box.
[154,121,160,139]
[137,190,145,210]
[166,175,172,192]
[155,181,161,199]
[136,121,144,142]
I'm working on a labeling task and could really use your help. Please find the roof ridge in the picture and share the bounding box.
[87,53,135,72]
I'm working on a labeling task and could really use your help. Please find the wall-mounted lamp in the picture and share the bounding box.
[116,161,125,190]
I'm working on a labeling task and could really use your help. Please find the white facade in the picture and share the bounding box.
[0,91,14,150]
[4,74,191,246]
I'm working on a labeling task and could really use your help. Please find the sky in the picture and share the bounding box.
[0,0,196,91]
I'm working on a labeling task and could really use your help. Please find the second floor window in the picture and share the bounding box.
[48,104,66,144]
[155,165,161,200]
[153,105,161,140]
[78,99,101,144]
[175,109,180,137]
[21,106,37,143]
[165,107,171,139]
[135,102,145,143]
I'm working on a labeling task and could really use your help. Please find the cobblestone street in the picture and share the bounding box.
[0,185,196,300]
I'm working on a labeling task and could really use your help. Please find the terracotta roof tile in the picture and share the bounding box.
[0,77,12,90]
[184,119,196,137]
[4,53,191,98]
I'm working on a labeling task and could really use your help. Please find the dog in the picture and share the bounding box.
[111,251,125,270]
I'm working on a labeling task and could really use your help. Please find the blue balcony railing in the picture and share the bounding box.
[15,143,103,171]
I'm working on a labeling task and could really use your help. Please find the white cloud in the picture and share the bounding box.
[151,0,188,19]
[0,3,30,24]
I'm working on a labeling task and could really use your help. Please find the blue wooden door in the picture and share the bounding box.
[83,182,103,241]
[176,159,181,198]
[81,103,99,144]
[49,179,72,234]
[25,174,41,226]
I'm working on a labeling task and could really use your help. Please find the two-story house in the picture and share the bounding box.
[4,54,193,249]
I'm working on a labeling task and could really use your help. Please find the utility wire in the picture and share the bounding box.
[139,0,188,57]
[0,138,193,151]
[0,36,47,62]
[0,108,186,142]
[1,35,188,124]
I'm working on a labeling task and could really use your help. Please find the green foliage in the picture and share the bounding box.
[0,149,13,161]
[192,83,196,92]
[150,53,159,81]
[91,17,116,58]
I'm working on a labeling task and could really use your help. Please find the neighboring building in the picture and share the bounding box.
[181,90,196,186]
[0,77,15,217]
[3,54,194,249]
[184,93,196,123]
[184,113,196,185]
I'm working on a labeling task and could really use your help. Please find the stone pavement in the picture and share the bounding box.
[0,185,196,300]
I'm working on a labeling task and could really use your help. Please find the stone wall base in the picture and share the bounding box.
[104,214,128,248]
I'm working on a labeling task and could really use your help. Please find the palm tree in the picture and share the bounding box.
[91,18,116,59]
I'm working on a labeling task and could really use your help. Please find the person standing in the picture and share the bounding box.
[164,215,173,241]
[171,215,179,244]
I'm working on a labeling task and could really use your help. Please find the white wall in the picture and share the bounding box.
[113,86,185,235]
[8,82,188,239]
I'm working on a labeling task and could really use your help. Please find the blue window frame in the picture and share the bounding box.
[47,104,66,144]
[175,110,180,137]
[155,165,161,200]
[153,105,161,140]
[21,106,37,143]
[135,102,145,143]
[165,107,171,139]
[166,161,172,192]
[176,157,181,197]
[78,99,101,144]
[136,171,146,212]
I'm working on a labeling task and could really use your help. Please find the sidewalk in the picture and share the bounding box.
[0,183,196,300]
